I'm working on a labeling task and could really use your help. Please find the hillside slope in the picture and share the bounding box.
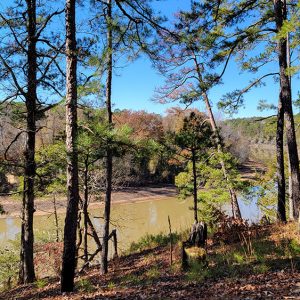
[222,114,300,145]
[1,223,299,300]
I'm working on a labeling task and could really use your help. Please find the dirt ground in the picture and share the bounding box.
[1,244,299,300]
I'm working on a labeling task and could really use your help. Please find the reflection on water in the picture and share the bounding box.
[0,217,20,242]
[239,200,260,223]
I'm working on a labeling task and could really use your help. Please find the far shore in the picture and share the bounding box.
[0,185,177,219]
[0,159,266,219]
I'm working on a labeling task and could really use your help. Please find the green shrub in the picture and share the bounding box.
[0,244,19,290]
[128,232,181,253]
[35,278,48,289]
[76,278,95,292]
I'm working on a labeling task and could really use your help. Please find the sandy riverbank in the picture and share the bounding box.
[0,159,266,218]
[0,185,177,218]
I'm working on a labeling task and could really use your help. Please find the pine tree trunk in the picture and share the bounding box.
[202,93,242,219]
[192,151,198,222]
[192,55,242,219]
[276,89,286,222]
[19,0,37,284]
[61,0,79,292]
[288,159,294,220]
[83,159,89,263]
[274,0,300,219]
[287,34,294,220]
[100,0,113,275]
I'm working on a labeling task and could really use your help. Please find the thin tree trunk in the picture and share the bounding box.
[288,160,294,220]
[276,90,286,222]
[192,150,198,222]
[203,91,241,219]
[53,194,59,242]
[111,229,118,258]
[19,0,37,284]
[192,55,242,219]
[83,158,89,263]
[287,33,294,220]
[61,0,79,292]
[274,0,300,219]
[87,213,102,249]
[75,210,82,267]
[100,0,113,275]
[168,215,173,265]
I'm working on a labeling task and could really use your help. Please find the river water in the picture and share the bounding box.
[0,197,193,254]
[0,194,260,255]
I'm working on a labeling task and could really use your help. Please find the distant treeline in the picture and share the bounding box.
[223,114,300,145]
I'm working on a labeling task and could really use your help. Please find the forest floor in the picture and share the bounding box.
[1,222,299,300]
[0,159,265,218]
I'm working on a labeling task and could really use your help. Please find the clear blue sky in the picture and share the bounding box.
[111,1,300,120]
[1,0,299,120]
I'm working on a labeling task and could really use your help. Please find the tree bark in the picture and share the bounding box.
[274,0,300,219]
[100,0,113,275]
[192,150,198,222]
[287,33,294,220]
[61,0,79,292]
[19,0,37,284]
[192,55,242,219]
[53,194,59,242]
[83,158,89,263]
[203,91,241,219]
[276,89,286,222]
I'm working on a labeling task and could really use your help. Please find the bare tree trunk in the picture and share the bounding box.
[61,0,79,292]
[288,161,294,220]
[112,229,118,258]
[100,0,113,275]
[53,194,59,242]
[168,216,173,265]
[192,55,242,219]
[274,0,300,219]
[83,159,89,263]
[202,93,241,219]
[192,150,198,222]
[287,33,294,220]
[75,210,82,268]
[276,90,286,222]
[19,0,37,284]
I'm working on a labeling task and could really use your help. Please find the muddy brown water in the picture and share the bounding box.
[0,193,260,263]
[0,197,193,256]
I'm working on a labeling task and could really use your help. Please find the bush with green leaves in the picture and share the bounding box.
[128,232,181,253]
[176,150,248,225]
[0,242,19,290]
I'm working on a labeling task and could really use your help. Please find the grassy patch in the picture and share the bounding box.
[107,281,116,289]
[144,266,161,282]
[120,273,143,286]
[35,278,48,289]
[128,232,181,253]
[185,260,210,283]
[76,278,95,292]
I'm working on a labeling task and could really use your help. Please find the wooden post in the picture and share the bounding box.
[112,229,118,258]
[168,215,173,265]
[181,241,188,271]
[53,193,59,242]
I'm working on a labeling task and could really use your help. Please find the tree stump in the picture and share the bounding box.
[182,221,207,270]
